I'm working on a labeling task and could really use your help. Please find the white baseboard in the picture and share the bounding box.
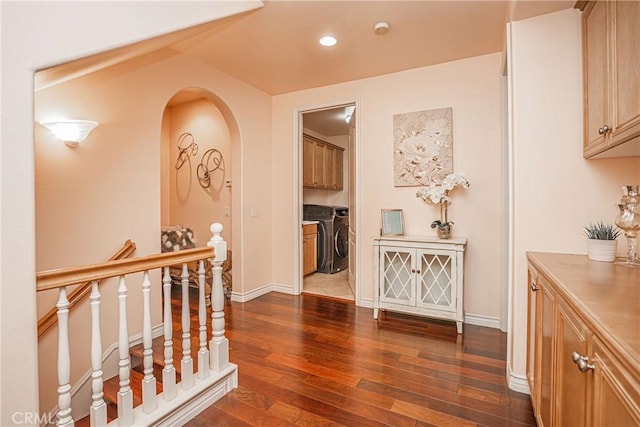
[507,362,530,394]
[464,313,502,329]
[229,283,273,302]
[272,283,297,295]
[357,297,374,309]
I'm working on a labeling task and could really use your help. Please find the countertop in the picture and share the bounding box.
[302,220,319,226]
[527,252,639,370]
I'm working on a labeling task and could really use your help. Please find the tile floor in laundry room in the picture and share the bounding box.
[303,269,354,301]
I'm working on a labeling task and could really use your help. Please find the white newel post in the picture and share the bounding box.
[208,223,229,372]
[89,281,107,427]
[117,277,133,426]
[141,271,157,413]
[56,287,73,427]
[180,263,194,389]
[197,260,210,379]
[161,267,176,400]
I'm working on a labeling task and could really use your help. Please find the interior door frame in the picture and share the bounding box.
[292,97,361,304]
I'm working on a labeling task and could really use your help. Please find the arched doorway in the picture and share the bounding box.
[160,88,238,293]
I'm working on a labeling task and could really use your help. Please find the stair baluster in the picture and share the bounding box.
[197,260,210,379]
[56,287,73,427]
[208,224,229,372]
[161,267,176,400]
[116,276,133,426]
[180,263,194,389]
[141,271,157,413]
[37,223,235,425]
[89,281,107,427]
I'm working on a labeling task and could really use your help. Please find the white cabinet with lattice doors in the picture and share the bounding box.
[373,236,466,333]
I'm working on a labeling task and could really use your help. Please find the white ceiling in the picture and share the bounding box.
[38,0,575,136]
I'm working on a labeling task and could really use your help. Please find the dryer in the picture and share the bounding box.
[303,205,349,274]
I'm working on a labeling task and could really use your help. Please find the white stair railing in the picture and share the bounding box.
[36,223,236,427]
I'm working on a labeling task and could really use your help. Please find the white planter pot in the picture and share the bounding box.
[587,239,618,262]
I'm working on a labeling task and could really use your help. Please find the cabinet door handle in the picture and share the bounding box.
[598,125,611,135]
[571,351,595,373]
[530,283,539,292]
[411,269,416,273]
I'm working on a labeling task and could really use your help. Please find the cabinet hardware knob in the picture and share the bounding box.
[530,283,539,292]
[411,269,416,273]
[571,351,595,373]
[598,125,611,135]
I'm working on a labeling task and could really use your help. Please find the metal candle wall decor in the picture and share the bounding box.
[197,148,223,189]
[175,132,199,170]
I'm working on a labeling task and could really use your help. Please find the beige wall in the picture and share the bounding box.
[273,53,505,320]
[164,98,233,247]
[2,1,265,421]
[33,50,272,410]
[506,9,640,388]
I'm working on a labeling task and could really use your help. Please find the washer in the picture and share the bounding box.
[303,205,349,274]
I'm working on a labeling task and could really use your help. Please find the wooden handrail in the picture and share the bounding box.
[37,240,137,337]
[36,246,214,292]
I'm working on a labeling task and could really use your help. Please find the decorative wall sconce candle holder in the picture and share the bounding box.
[197,148,223,188]
[175,132,198,170]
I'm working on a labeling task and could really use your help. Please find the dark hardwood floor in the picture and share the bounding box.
[188,292,536,427]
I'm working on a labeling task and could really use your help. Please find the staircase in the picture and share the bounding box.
[37,223,235,427]
[77,286,205,425]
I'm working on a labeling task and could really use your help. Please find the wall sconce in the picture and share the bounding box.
[40,120,99,147]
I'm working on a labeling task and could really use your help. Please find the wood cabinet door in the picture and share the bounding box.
[313,142,324,188]
[526,268,540,413]
[591,337,640,427]
[610,0,640,144]
[538,277,555,427]
[334,148,344,191]
[303,234,317,275]
[303,136,315,188]
[323,145,335,189]
[583,0,608,155]
[555,303,590,427]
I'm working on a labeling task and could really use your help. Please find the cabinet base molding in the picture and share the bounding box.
[507,364,531,394]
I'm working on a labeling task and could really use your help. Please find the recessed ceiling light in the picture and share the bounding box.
[373,21,390,35]
[319,35,338,47]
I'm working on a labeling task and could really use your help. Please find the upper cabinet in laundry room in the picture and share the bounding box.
[303,133,344,190]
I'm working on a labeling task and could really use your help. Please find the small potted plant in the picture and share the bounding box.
[584,222,620,262]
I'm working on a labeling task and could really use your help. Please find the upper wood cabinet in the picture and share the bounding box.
[302,134,344,190]
[582,0,640,158]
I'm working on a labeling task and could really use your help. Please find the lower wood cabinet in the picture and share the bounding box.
[373,236,466,334]
[527,253,640,427]
[302,223,317,276]
[527,270,556,427]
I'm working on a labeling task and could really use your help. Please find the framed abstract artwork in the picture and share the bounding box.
[393,107,453,187]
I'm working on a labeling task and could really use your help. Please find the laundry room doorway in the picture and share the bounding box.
[299,102,357,301]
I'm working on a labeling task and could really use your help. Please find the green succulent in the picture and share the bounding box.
[583,222,621,240]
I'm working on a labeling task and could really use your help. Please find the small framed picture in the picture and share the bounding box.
[381,209,404,236]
